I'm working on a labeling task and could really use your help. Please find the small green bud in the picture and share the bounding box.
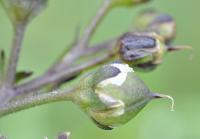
[1,0,47,25]
[72,63,174,130]
[118,32,166,71]
[135,10,176,43]
[110,0,150,8]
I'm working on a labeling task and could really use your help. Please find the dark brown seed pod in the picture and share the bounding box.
[117,32,166,71]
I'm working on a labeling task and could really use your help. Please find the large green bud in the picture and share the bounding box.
[118,32,166,71]
[1,0,47,25]
[72,63,174,130]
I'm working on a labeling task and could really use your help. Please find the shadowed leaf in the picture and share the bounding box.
[15,71,33,83]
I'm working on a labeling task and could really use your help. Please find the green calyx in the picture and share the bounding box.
[71,63,174,130]
[1,0,48,26]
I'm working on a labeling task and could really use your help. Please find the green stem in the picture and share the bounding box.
[6,23,26,86]
[0,24,26,106]
[76,0,112,50]
[54,0,112,71]
[0,87,77,118]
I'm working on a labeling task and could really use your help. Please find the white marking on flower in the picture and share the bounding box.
[98,93,118,105]
[98,93,125,116]
[100,63,134,87]
[111,100,125,116]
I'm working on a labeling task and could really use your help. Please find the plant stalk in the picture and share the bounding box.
[0,87,77,118]
[5,23,26,86]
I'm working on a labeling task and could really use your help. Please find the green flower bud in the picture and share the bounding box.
[72,63,174,130]
[118,32,166,71]
[1,0,47,25]
[110,0,150,8]
[134,10,176,43]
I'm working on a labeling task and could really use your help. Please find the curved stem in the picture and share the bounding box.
[53,0,112,71]
[75,0,112,50]
[0,87,77,118]
[0,24,26,106]
[16,48,116,95]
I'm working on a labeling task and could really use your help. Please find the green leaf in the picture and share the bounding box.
[15,70,33,83]
[110,0,150,8]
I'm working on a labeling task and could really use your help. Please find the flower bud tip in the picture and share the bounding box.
[167,45,193,52]
[151,93,175,111]
[167,45,194,61]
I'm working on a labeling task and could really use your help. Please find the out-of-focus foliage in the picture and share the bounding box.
[0,0,199,139]
[1,0,47,25]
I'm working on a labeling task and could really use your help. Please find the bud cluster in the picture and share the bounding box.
[116,10,191,71]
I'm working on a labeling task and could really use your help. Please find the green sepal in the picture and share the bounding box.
[15,70,33,83]
[91,117,113,130]
[80,65,120,88]
[73,64,154,129]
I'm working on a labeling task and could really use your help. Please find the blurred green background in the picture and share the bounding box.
[0,0,199,139]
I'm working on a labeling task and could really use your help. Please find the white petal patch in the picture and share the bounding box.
[99,63,134,87]
[98,93,125,116]
[98,93,121,106]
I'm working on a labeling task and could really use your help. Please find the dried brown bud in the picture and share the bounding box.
[118,32,166,71]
